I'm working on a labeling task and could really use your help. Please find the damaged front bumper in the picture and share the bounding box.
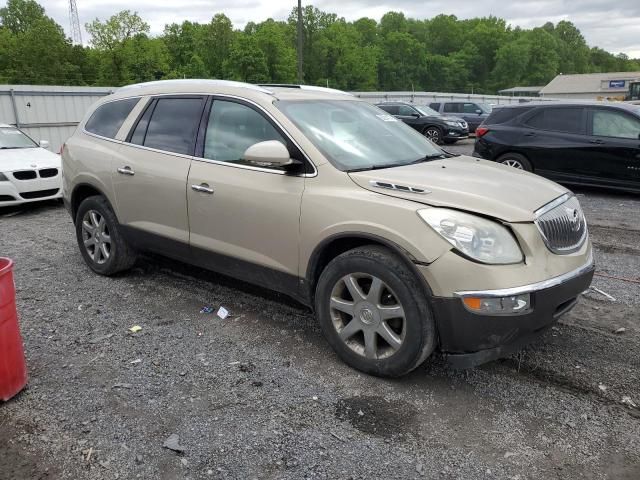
[430,257,595,369]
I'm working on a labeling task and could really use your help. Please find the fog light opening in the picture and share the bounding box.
[462,294,531,315]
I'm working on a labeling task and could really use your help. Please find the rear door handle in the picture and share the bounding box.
[117,166,135,176]
[191,183,214,194]
[524,132,536,137]
[589,139,605,144]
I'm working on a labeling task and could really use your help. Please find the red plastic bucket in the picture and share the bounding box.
[0,257,27,401]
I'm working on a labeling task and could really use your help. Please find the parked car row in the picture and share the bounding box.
[473,102,640,192]
[60,80,594,377]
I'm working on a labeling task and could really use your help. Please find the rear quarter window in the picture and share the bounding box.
[524,107,586,135]
[484,107,532,125]
[85,98,140,139]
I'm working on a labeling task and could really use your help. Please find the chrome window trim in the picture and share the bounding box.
[82,92,318,178]
[455,251,594,298]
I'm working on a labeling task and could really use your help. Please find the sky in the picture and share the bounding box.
[38,0,640,58]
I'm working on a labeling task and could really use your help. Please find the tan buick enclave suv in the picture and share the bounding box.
[62,80,594,377]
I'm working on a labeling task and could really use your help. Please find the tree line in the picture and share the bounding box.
[1,0,639,93]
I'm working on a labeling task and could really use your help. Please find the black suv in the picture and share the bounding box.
[429,101,492,133]
[376,102,468,144]
[473,102,640,192]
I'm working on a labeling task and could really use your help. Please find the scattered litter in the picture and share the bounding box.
[504,451,517,459]
[331,432,345,442]
[622,396,637,408]
[598,384,607,392]
[217,306,229,320]
[200,306,214,314]
[228,361,240,365]
[181,458,188,467]
[88,333,115,344]
[416,462,424,474]
[590,287,616,302]
[613,327,626,334]
[163,434,185,453]
[129,325,142,333]
[357,410,364,416]
[98,460,110,469]
[83,447,94,463]
[112,383,133,389]
[312,396,319,401]
[130,359,142,364]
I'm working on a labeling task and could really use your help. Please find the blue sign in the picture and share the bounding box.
[609,80,626,88]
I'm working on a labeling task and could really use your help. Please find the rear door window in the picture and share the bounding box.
[85,98,139,139]
[591,109,640,139]
[429,103,441,111]
[135,97,206,155]
[443,103,461,113]
[377,105,398,115]
[484,107,532,125]
[524,107,586,134]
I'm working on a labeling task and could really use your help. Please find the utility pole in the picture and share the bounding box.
[297,0,303,84]
[68,0,82,45]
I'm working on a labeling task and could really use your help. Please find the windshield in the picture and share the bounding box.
[275,100,444,171]
[479,103,493,114]
[0,127,37,149]
[415,105,440,116]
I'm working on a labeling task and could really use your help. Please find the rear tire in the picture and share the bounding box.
[315,246,436,377]
[497,152,532,172]
[423,126,443,145]
[75,196,136,276]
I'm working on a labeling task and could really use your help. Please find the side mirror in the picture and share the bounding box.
[476,109,483,115]
[243,140,293,168]
[39,139,50,149]
[412,113,421,118]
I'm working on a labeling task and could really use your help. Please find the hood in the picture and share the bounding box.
[348,156,568,222]
[0,147,61,172]
[440,115,466,123]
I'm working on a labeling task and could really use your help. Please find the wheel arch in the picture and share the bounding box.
[70,183,114,223]
[496,151,534,171]
[305,233,434,306]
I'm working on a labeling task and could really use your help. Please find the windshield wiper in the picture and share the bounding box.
[346,164,399,173]
[407,153,448,165]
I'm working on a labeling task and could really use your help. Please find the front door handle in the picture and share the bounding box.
[589,139,605,144]
[117,166,135,176]
[191,183,214,194]
[524,132,536,137]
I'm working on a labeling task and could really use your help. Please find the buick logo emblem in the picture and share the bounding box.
[359,308,374,325]
[567,208,582,232]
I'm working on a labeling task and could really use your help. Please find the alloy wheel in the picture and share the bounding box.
[81,210,111,265]
[502,159,524,169]
[424,128,441,143]
[329,273,406,360]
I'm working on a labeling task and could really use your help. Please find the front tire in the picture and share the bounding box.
[315,246,436,377]
[423,126,443,145]
[75,196,136,275]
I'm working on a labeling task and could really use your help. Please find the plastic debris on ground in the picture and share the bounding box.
[217,306,229,319]
[590,287,616,302]
[163,434,186,453]
[622,396,637,408]
[129,325,142,333]
[200,306,214,314]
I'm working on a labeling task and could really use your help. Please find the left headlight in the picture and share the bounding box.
[417,208,523,264]
[0,172,8,181]
[444,120,459,127]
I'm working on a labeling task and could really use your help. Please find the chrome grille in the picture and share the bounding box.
[535,194,587,254]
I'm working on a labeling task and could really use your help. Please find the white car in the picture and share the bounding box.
[0,124,62,207]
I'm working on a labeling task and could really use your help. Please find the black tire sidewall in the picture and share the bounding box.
[315,248,435,377]
[75,196,128,275]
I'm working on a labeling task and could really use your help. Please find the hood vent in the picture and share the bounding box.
[369,180,430,194]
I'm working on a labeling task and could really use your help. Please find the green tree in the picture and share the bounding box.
[253,19,297,82]
[223,33,269,83]
[0,0,46,34]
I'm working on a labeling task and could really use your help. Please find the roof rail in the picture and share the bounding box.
[258,84,353,96]
[117,79,273,94]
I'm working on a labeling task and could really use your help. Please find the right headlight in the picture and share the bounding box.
[417,208,523,264]
[0,172,8,181]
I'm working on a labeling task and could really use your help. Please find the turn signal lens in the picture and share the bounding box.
[462,294,531,315]
[475,126,489,137]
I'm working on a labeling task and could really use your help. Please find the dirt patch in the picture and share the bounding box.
[335,395,417,438]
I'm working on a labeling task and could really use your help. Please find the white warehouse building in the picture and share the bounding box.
[539,72,640,100]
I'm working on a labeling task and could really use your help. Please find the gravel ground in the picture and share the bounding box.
[1,156,639,479]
